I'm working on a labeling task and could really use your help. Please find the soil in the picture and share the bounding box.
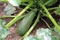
[0,1,60,40]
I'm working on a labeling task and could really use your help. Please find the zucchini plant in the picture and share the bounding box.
[0,0,60,40]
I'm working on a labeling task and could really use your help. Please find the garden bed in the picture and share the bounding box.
[0,0,60,40]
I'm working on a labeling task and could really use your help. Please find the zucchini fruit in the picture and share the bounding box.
[17,9,37,35]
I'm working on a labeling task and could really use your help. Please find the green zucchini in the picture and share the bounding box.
[17,9,37,36]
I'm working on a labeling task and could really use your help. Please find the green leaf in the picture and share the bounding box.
[36,28,60,40]
[36,28,52,40]
[55,5,60,15]
[54,27,60,34]
[0,19,9,40]
[20,0,32,2]
[45,0,57,6]
[23,28,60,40]
[40,0,57,6]
[8,0,21,6]
[52,31,60,40]
[40,0,48,4]
[4,3,16,16]
[51,23,60,40]
[23,35,37,40]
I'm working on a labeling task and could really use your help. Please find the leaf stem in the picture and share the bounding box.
[41,18,53,30]
[21,12,40,40]
[5,3,33,29]
[0,15,26,18]
[0,16,15,18]
[39,2,60,31]
[48,7,57,10]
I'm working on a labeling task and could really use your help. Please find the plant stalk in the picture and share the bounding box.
[39,2,60,31]
[5,3,33,29]
[0,15,26,18]
[48,7,57,10]
[41,18,52,30]
[0,16,15,18]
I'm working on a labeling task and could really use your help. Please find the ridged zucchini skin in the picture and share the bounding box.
[17,9,37,35]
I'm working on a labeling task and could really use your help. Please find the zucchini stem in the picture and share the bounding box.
[0,16,15,18]
[0,15,26,18]
[5,3,33,29]
[41,18,53,30]
[48,7,57,10]
[39,2,60,32]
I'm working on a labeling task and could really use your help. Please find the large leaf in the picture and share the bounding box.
[0,0,21,6]
[0,19,9,40]
[4,3,16,16]
[23,28,60,40]
[23,35,37,40]
[8,0,21,6]
[36,28,60,40]
[52,31,60,40]
[36,28,52,40]
[40,0,57,6]
[40,0,48,4]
